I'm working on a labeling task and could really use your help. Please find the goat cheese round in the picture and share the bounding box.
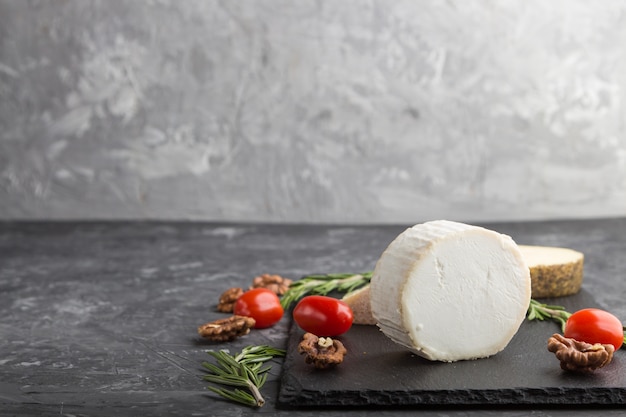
[370,220,531,362]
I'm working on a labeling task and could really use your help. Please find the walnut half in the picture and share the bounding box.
[216,287,244,313]
[198,315,256,342]
[547,333,615,373]
[298,332,347,369]
[251,274,292,296]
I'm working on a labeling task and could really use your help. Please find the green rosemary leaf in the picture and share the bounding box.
[257,365,271,375]
[238,353,270,363]
[202,345,285,408]
[203,374,248,387]
[211,350,241,369]
[242,363,260,386]
[201,361,230,376]
[207,386,257,407]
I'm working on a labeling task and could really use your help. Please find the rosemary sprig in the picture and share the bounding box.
[201,345,285,407]
[526,299,572,332]
[280,271,373,309]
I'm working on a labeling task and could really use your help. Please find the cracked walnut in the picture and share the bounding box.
[547,333,615,372]
[251,274,292,296]
[298,332,347,369]
[216,287,244,313]
[198,315,256,342]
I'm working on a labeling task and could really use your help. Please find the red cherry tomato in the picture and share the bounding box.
[564,308,624,350]
[293,295,354,337]
[234,288,283,329]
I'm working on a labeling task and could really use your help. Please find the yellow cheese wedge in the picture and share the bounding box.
[518,245,584,298]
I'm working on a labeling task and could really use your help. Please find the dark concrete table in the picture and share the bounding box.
[1,218,625,417]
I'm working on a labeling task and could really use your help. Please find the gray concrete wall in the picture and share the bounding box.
[1,1,625,223]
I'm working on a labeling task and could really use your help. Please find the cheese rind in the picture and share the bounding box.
[342,285,376,325]
[370,220,531,362]
[518,245,583,298]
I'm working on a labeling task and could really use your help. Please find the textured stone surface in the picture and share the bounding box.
[1,1,626,223]
[1,218,626,416]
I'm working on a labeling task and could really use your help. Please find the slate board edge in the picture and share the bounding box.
[277,380,626,408]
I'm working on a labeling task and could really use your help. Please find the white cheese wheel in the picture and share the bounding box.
[370,220,531,362]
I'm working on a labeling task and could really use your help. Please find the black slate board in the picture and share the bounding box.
[278,289,626,408]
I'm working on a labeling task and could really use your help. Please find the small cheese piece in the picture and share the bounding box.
[342,285,376,325]
[518,245,583,298]
[370,220,531,362]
